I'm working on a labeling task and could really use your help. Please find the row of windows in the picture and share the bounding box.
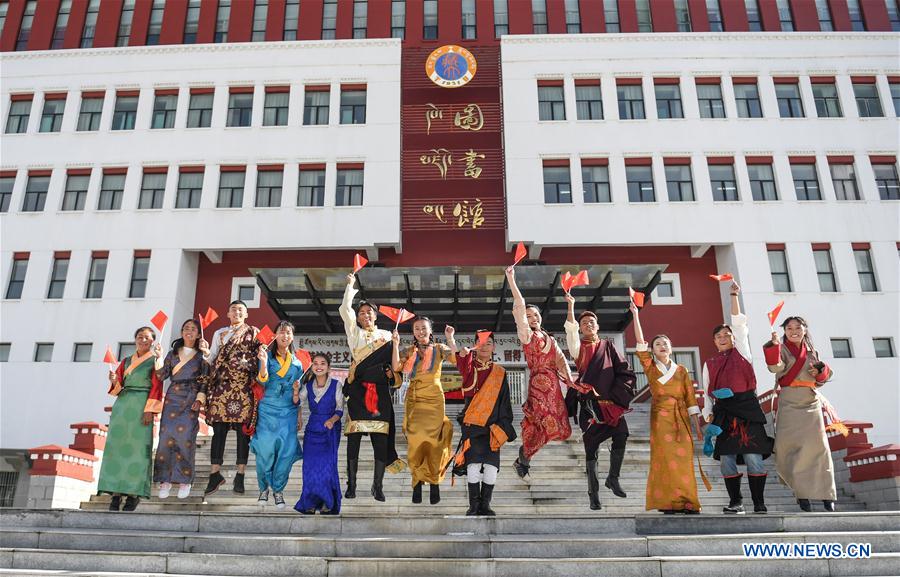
[0,341,137,362]
[765,244,887,294]
[0,163,366,213]
[537,75,900,122]
[5,251,149,302]
[4,85,366,135]
[540,155,899,204]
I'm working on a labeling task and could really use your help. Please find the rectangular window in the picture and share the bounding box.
[494,0,508,37]
[575,83,603,120]
[665,164,694,202]
[187,92,214,128]
[129,254,150,298]
[151,94,177,129]
[184,0,201,43]
[748,162,778,201]
[5,98,32,134]
[6,257,28,299]
[767,248,792,292]
[423,0,438,39]
[873,338,895,358]
[775,0,794,30]
[674,0,692,31]
[298,168,326,206]
[77,96,103,131]
[654,83,683,119]
[815,0,833,30]
[85,255,107,299]
[138,172,166,209]
[603,0,620,32]
[392,0,406,38]
[831,338,852,358]
[618,84,645,120]
[543,165,572,204]
[117,0,136,45]
[846,0,864,30]
[706,0,723,31]
[697,82,726,118]
[888,0,900,31]
[635,0,652,31]
[255,169,283,207]
[582,164,610,203]
[112,94,138,130]
[829,162,860,201]
[47,256,69,299]
[854,247,878,291]
[217,170,246,208]
[532,0,548,33]
[746,0,762,30]
[15,1,37,51]
[80,0,100,47]
[709,163,739,201]
[538,84,566,121]
[322,0,337,39]
[263,90,289,126]
[734,82,762,118]
[39,97,65,133]
[873,163,900,200]
[118,342,136,359]
[791,163,821,200]
[62,174,89,211]
[284,0,299,40]
[238,285,256,302]
[340,88,367,124]
[336,167,364,206]
[215,0,231,42]
[73,343,92,362]
[34,343,53,362]
[304,88,330,125]
[775,83,804,118]
[51,0,72,49]
[98,173,125,210]
[853,81,883,118]
[891,81,900,116]
[462,0,477,38]
[813,248,837,292]
[812,82,842,118]
[227,92,253,127]
[565,0,581,33]
[626,165,655,202]
[176,169,203,209]
[22,174,49,212]
[251,0,268,41]
[0,176,13,213]
[353,0,368,38]
[0,344,9,363]
[146,0,165,44]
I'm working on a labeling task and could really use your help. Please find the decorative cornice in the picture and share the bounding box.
[500,31,900,46]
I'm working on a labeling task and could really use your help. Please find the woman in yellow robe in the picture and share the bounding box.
[631,302,705,513]
[395,317,455,505]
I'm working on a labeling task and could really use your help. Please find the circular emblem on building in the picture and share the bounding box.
[425,45,477,89]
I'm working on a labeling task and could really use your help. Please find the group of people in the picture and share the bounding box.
[96,269,839,516]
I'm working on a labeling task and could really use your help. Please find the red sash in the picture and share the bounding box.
[778,341,807,387]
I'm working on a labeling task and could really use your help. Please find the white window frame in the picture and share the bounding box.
[650,272,682,305]
[230,276,260,309]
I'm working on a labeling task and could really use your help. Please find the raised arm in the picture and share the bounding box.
[506,266,532,345]
[563,292,580,361]
[630,301,646,345]
[391,330,402,372]
[340,274,360,344]
[729,282,752,362]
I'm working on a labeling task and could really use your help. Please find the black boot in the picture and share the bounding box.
[822,500,836,512]
[344,459,358,499]
[371,460,386,502]
[412,482,423,504]
[513,446,530,478]
[748,474,768,514]
[723,475,745,514]
[108,495,122,511]
[605,444,627,498]
[466,482,481,516]
[586,460,602,511]
[232,472,245,494]
[203,471,225,496]
[478,483,496,516]
[122,495,140,511]
[797,498,811,512]
[430,483,441,505]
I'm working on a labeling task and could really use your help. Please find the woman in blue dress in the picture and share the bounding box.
[295,353,344,515]
[252,321,304,509]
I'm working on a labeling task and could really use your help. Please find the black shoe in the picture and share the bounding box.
[122,496,140,511]
[604,476,627,498]
[748,474,768,514]
[478,483,496,516]
[344,459,358,499]
[723,475,745,514]
[605,444,627,498]
[797,498,812,512]
[412,482,423,504]
[108,495,122,511]
[586,460,602,511]
[204,471,225,496]
[430,483,441,505]
[661,509,677,515]
[466,482,481,516]
[233,473,245,494]
[371,460,386,502]
[823,500,836,512]
[513,446,530,478]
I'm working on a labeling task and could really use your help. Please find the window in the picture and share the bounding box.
[846,0,864,30]
[618,84,645,120]
[829,162,860,201]
[227,92,253,127]
[812,82,842,118]
[813,248,837,292]
[635,0,652,32]
[6,257,28,299]
[353,0,368,38]
[815,0,833,30]
[532,0,548,33]
[462,0,476,38]
[85,255,107,298]
[538,84,566,121]
[873,338,895,358]
[391,0,406,38]
[304,88,330,125]
[494,0,508,37]
[34,343,54,362]
[284,0,299,40]
[98,173,125,210]
[80,0,100,47]
[665,164,694,202]
[675,0,692,31]
[322,0,337,38]
[118,342,136,359]
[138,172,166,209]
[423,0,438,39]
[218,170,245,208]
[831,339,852,358]
[298,168,326,206]
[62,174,89,211]
[654,83,683,119]
[187,92,214,128]
[51,0,72,49]
[255,169,283,207]
[146,0,165,44]
[542,165,572,204]
[709,163,739,201]
[238,285,256,302]
[340,88,366,124]
[889,0,900,31]
[22,175,49,212]
[77,96,103,131]
[73,343,92,362]
[748,163,778,201]
[129,254,150,298]
[656,282,674,298]
[873,163,900,200]
[0,344,10,363]
[5,98,32,134]
[791,163,821,201]
[151,94,177,129]
[854,247,878,292]
[746,0,762,30]
[697,82,725,118]
[565,0,581,33]
[853,82,883,118]
[336,168,364,206]
[215,0,231,42]
[176,170,203,209]
[0,4,6,41]
[734,82,763,118]
[603,0,620,32]
[15,1,37,51]
[251,0,268,41]
[582,164,610,203]
[776,83,804,118]
[263,90,289,126]
[39,97,65,133]
[117,0,136,45]
[47,256,69,299]
[0,176,13,213]
[184,0,201,43]
[626,165,655,202]
[767,248,792,292]
[891,82,900,116]
[706,0,723,31]
[575,83,602,120]
[775,0,794,30]
[112,94,138,130]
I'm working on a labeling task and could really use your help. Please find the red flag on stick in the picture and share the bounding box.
[561,271,573,293]
[379,305,416,326]
[767,301,785,327]
[199,307,218,330]
[295,348,312,371]
[150,310,168,333]
[570,270,590,290]
[709,273,734,282]
[629,287,645,308]
[257,325,275,346]
[103,346,116,365]
[512,242,527,266]
[353,253,368,273]
[475,330,493,349]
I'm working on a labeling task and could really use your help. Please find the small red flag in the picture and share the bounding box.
[353,253,368,273]
[709,273,734,282]
[103,346,116,365]
[295,348,312,370]
[512,242,527,266]
[561,271,574,293]
[378,305,415,324]
[629,287,645,308]
[150,310,168,332]
[570,270,590,290]
[476,330,493,348]
[199,307,219,330]
[767,300,785,327]
[257,324,275,346]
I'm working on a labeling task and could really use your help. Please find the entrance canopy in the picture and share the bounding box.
[253,264,664,334]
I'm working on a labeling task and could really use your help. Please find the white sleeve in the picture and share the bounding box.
[334,381,345,414]
[564,319,580,361]
[701,362,712,422]
[731,313,752,363]
[205,328,223,364]
[636,342,649,352]
[511,299,532,345]
[339,283,360,346]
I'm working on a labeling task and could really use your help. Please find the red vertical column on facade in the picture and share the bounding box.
[227,0,253,42]
[475,0,495,42]
[827,0,852,30]
[0,0,27,52]
[790,0,820,30]
[650,0,677,31]
[546,0,567,33]
[62,0,89,48]
[758,0,782,30]
[860,0,891,30]
[94,0,124,47]
[720,0,750,30]
[687,0,710,30]
[579,0,604,32]
[298,0,323,39]
[195,0,218,43]
[439,0,461,42]
[335,0,353,38]
[368,0,391,38]
[128,0,153,46]
[617,0,638,32]
[266,0,287,41]
[405,0,424,43]
[159,0,188,44]
[27,0,60,51]
[508,0,533,34]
